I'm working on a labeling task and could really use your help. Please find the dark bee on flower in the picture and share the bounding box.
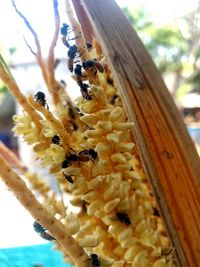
[74,64,85,77]
[51,135,61,145]
[34,91,49,110]
[78,149,98,163]
[86,42,92,50]
[40,231,55,241]
[33,221,55,241]
[90,254,100,267]
[116,212,131,225]
[67,45,79,72]
[60,23,72,37]
[79,82,92,101]
[82,59,104,76]
[107,77,114,86]
[62,171,73,183]
[61,148,97,169]
[153,207,160,217]
[109,94,118,105]
[61,150,79,168]
[60,23,78,48]
[33,221,45,233]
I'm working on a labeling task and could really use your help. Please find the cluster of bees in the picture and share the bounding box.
[61,23,104,101]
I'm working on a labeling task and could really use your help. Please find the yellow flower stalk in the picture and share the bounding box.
[1,0,199,266]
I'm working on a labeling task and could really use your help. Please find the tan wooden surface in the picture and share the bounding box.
[74,0,200,266]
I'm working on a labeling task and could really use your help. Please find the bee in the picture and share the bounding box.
[82,59,104,76]
[78,149,98,163]
[60,23,80,48]
[67,45,79,72]
[90,254,100,267]
[86,42,92,50]
[74,64,86,77]
[76,74,92,100]
[33,221,55,241]
[81,200,88,213]
[61,152,79,168]
[61,148,97,169]
[62,171,73,183]
[33,221,45,233]
[109,94,118,105]
[60,23,72,37]
[40,231,55,241]
[116,212,131,225]
[80,82,92,101]
[51,135,61,145]
[153,207,160,217]
[67,45,84,72]
[107,77,114,86]
[34,91,49,110]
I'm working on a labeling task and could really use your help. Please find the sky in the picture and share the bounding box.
[0,0,198,63]
[0,0,199,249]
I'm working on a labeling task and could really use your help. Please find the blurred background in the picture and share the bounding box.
[0,0,199,266]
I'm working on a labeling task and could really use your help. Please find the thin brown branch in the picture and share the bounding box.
[22,35,36,56]
[0,154,89,267]
[47,0,61,105]
[11,0,49,88]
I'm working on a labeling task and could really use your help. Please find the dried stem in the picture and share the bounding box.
[11,0,49,88]
[0,154,89,267]
[65,0,89,61]
[47,0,61,106]
[0,142,25,172]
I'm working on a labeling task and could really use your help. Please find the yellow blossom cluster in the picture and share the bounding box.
[0,0,176,266]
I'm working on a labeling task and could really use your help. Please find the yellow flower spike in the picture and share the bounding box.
[87,199,104,216]
[113,245,126,258]
[78,235,99,248]
[109,107,123,121]
[96,120,113,131]
[111,153,126,163]
[112,122,135,131]
[124,246,141,261]
[133,250,149,267]
[135,220,148,234]
[115,163,132,171]
[153,258,167,267]
[99,257,114,266]
[121,237,138,249]
[111,260,125,267]
[101,215,114,226]
[151,247,162,257]
[117,131,130,143]
[64,214,80,235]
[73,184,89,195]
[95,143,112,154]
[91,160,105,176]
[106,133,119,143]
[129,195,138,210]
[62,166,81,176]
[122,152,133,161]
[118,228,134,242]
[87,175,104,189]
[103,198,120,213]
[33,142,50,152]
[85,129,104,138]
[82,190,97,203]
[116,143,135,152]
[117,197,130,212]
[80,114,99,126]
[108,224,123,235]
